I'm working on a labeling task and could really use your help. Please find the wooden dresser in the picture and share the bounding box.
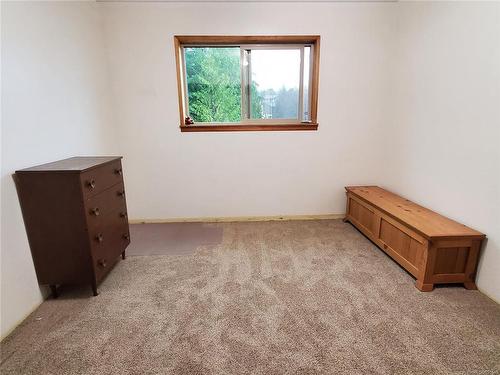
[344,186,485,291]
[15,157,130,297]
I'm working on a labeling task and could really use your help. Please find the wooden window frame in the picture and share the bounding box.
[174,35,320,132]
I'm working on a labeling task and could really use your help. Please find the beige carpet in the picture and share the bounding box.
[1,220,500,374]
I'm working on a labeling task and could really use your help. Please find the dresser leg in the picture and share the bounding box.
[49,285,58,299]
[91,283,99,296]
[121,251,126,260]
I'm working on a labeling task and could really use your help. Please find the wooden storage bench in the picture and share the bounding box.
[344,186,485,291]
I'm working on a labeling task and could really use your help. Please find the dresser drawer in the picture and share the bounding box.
[90,212,130,282]
[88,209,129,237]
[81,160,123,198]
[85,182,127,229]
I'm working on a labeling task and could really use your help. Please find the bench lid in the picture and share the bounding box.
[345,186,485,240]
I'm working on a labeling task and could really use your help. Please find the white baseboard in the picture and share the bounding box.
[129,213,345,224]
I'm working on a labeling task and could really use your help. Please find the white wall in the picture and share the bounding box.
[386,2,500,301]
[103,1,499,302]
[1,0,499,339]
[1,1,115,338]
[102,2,395,220]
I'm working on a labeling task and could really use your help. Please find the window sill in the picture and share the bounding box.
[180,123,318,132]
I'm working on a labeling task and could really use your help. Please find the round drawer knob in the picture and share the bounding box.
[90,207,100,216]
[87,180,96,189]
[95,234,104,243]
[115,168,123,176]
[98,259,107,268]
[120,212,128,218]
[123,233,130,241]
[117,190,125,197]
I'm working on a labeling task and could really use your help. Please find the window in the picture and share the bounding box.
[174,36,320,132]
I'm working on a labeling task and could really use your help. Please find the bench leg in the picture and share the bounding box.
[415,244,437,292]
[91,282,99,297]
[464,282,477,290]
[415,280,434,292]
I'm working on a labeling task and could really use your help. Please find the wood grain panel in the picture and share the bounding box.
[379,219,411,259]
[349,198,375,235]
[455,247,469,274]
[408,238,422,267]
[434,247,469,274]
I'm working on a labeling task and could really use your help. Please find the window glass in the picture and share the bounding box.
[249,49,301,120]
[184,47,241,123]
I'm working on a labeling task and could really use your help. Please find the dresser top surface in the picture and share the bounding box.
[16,156,122,173]
[346,186,485,239]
